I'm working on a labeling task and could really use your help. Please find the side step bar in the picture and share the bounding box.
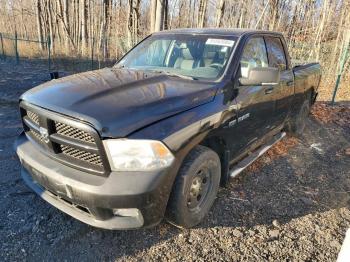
[230,132,286,178]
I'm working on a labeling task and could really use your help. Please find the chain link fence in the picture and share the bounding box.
[0,32,51,69]
[0,32,134,74]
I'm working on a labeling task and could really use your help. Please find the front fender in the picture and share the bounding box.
[129,94,231,166]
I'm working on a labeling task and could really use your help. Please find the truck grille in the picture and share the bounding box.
[20,103,109,175]
[30,129,45,142]
[27,111,40,125]
[55,122,95,143]
[60,145,103,167]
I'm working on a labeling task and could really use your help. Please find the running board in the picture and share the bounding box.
[229,132,286,178]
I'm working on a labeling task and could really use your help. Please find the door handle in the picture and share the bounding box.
[265,87,274,94]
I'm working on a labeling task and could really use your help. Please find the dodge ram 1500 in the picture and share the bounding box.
[15,29,321,229]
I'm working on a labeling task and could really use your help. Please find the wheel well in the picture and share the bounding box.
[199,136,229,186]
[309,87,315,104]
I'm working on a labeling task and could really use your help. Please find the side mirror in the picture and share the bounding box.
[239,67,280,86]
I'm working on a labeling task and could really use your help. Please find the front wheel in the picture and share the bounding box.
[166,145,221,228]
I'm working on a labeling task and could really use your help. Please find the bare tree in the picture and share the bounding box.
[150,0,167,33]
[154,0,164,31]
[269,0,280,31]
[45,0,55,51]
[127,0,141,48]
[150,0,157,33]
[197,0,208,28]
[215,0,225,28]
[57,0,75,51]
[35,0,44,49]
[81,0,88,55]
[99,0,111,58]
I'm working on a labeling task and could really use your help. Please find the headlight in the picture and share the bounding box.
[103,139,174,171]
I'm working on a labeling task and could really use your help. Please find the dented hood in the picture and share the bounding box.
[21,68,217,137]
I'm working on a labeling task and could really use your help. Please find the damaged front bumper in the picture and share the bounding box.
[15,133,175,230]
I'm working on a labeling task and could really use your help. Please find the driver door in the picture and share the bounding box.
[228,36,276,160]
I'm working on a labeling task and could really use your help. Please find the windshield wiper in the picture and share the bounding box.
[152,70,198,80]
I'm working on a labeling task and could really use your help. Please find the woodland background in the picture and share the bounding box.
[0,0,349,101]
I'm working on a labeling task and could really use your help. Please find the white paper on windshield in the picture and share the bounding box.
[221,46,228,52]
[206,38,235,47]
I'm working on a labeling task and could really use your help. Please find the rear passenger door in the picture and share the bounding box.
[264,36,294,128]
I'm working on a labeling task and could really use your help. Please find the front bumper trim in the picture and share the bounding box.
[21,167,144,230]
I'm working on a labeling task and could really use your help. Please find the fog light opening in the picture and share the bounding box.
[112,208,140,217]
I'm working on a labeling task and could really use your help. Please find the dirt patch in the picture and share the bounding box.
[311,102,350,127]
[247,136,300,173]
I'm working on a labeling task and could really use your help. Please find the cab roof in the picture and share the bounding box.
[153,28,283,37]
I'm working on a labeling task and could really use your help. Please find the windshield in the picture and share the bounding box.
[116,34,237,80]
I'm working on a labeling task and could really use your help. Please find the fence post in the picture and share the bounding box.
[0,33,5,60]
[14,31,19,64]
[331,74,342,105]
[47,36,51,72]
[91,37,94,71]
[331,34,350,105]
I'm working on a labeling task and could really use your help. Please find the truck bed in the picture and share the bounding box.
[293,62,321,107]
[293,62,321,97]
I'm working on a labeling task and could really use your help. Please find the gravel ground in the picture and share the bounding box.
[1,60,350,261]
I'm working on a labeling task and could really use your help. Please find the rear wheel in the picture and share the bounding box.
[166,145,221,228]
[287,96,311,136]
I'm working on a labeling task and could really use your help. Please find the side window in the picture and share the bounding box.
[240,37,268,78]
[265,37,287,71]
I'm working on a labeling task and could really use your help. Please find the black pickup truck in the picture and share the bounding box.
[15,29,321,229]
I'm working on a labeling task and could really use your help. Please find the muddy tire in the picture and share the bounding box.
[287,96,311,136]
[166,145,221,228]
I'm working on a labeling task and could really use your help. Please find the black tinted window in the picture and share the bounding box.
[265,37,287,71]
